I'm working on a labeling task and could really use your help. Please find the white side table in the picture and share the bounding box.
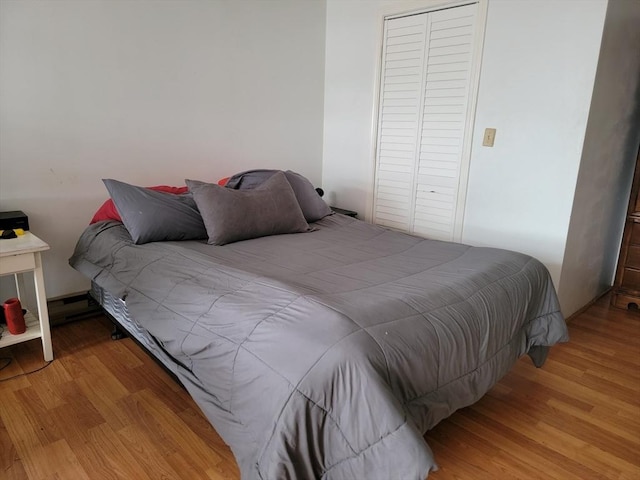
[0,232,53,361]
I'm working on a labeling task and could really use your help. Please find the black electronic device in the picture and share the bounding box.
[0,210,29,232]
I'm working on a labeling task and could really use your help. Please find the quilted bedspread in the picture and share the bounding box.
[70,214,568,480]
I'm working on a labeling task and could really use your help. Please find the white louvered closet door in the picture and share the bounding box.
[373,3,479,241]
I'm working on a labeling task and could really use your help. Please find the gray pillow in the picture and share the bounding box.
[103,179,207,244]
[186,171,311,246]
[224,169,332,222]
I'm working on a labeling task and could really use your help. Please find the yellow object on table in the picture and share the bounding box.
[0,228,25,236]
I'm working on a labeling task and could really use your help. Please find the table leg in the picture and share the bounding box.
[33,253,53,361]
[14,271,27,300]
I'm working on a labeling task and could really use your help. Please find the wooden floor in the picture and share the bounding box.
[1,294,638,479]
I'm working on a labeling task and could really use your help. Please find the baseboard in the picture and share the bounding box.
[564,287,612,324]
[47,291,103,326]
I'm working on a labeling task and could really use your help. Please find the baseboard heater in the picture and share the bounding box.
[47,292,103,326]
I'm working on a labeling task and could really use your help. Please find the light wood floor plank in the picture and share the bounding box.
[0,293,637,479]
[0,413,28,480]
[115,424,185,479]
[75,423,155,480]
[0,389,45,457]
[24,439,92,480]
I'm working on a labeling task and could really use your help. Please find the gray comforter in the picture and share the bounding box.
[70,214,568,480]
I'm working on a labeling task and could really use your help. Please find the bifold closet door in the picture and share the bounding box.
[373,3,479,241]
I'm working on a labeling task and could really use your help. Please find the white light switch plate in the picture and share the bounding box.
[483,128,496,147]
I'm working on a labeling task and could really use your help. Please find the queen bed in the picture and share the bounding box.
[69,171,568,480]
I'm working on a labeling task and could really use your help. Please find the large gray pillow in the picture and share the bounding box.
[186,171,311,246]
[103,179,207,244]
[225,169,332,222]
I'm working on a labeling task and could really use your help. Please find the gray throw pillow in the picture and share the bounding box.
[224,169,332,222]
[103,179,207,244]
[186,171,311,246]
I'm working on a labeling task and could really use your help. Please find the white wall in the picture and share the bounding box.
[322,0,389,215]
[558,0,640,315]
[0,0,326,298]
[461,0,607,285]
[323,0,613,313]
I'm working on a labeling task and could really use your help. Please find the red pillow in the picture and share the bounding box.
[90,185,189,224]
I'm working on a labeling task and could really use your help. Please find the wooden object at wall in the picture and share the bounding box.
[611,147,640,309]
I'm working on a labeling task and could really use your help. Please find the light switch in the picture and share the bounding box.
[483,128,496,147]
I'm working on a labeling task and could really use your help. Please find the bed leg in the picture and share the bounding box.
[111,324,126,340]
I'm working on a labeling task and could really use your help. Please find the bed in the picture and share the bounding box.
[69,172,568,480]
